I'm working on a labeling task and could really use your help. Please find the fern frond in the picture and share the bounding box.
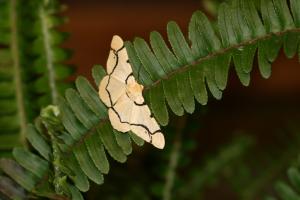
[125,0,300,126]
[0,0,27,153]
[29,0,73,106]
[2,0,300,198]
[56,65,144,187]
[0,0,74,156]
[1,106,86,199]
[265,157,300,200]
[1,64,145,198]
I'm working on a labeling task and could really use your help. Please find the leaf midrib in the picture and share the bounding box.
[144,28,300,90]
[10,0,27,146]
[40,5,58,104]
[63,119,108,154]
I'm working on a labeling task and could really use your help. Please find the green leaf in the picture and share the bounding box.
[261,0,281,33]
[46,15,67,28]
[134,37,167,80]
[167,21,195,64]
[73,144,104,185]
[290,0,300,27]
[85,133,110,174]
[283,32,300,58]
[125,41,153,86]
[275,181,300,200]
[33,76,50,93]
[162,77,184,116]
[0,115,19,132]
[0,134,20,150]
[258,42,272,79]
[129,131,144,146]
[264,197,277,200]
[0,159,36,191]
[13,148,49,179]
[0,13,9,28]
[189,10,221,57]
[258,35,282,79]
[238,0,265,37]
[149,84,169,126]
[63,154,90,192]
[52,47,71,63]
[266,36,283,62]
[59,98,86,141]
[0,175,26,200]
[287,167,300,192]
[261,0,294,33]
[0,31,10,45]
[68,184,84,200]
[92,64,106,86]
[204,60,223,99]
[230,0,251,42]
[65,89,99,128]
[54,64,74,80]
[231,0,265,42]
[150,31,180,72]
[233,49,252,86]
[0,82,15,98]
[218,3,238,47]
[76,76,107,119]
[0,68,13,81]
[189,66,208,105]
[98,123,127,163]
[0,49,12,65]
[113,130,132,156]
[26,124,51,161]
[273,0,295,29]
[49,31,69,46]
[177,71,195,113]
[214,53,231,90]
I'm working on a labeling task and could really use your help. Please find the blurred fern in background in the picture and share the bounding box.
[0,0,72,157]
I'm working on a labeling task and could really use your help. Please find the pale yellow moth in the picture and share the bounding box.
[99,35,165,149]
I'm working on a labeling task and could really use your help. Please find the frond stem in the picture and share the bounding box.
[144,28,300,90]
[10,0,27,146]
[64,119,108,154]
[40,5,58,104]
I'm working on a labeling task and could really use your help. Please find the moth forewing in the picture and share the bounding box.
[110,35,124,51]
[106,50,117,74]
[151,132,165,149]
[99,76,111,107]
[108,108,131,132]
[98,35,165,149]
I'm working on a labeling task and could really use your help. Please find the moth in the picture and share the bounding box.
[98,35,165,149]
